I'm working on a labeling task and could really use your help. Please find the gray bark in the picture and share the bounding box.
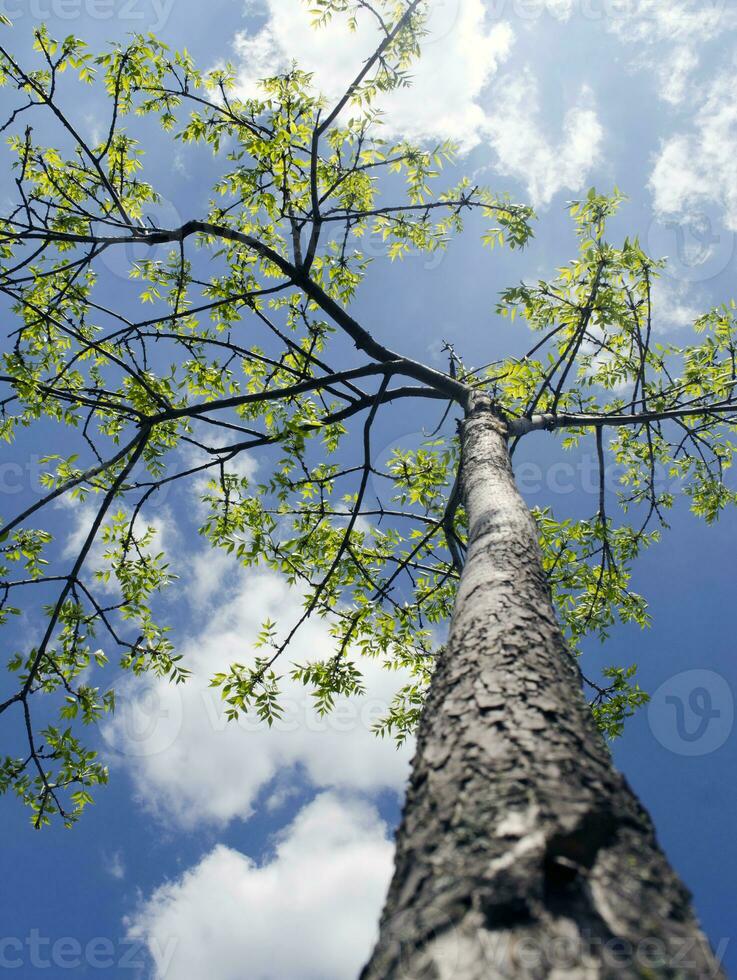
[361,398,724,980]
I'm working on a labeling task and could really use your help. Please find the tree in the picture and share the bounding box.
[0,3,733,976]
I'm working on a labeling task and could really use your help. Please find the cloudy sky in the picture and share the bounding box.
[1,1,736,977]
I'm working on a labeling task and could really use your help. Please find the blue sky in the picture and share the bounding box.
[1,0,736,977]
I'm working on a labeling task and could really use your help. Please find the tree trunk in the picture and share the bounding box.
[361,398,724,980]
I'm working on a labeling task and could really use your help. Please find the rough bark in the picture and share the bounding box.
[361,398,724,980]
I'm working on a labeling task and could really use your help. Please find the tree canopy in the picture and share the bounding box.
[1,2,736,828]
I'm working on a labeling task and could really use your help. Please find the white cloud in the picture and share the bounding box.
[655,45,699,105]
[172,151,189,177]
[234,0,514,150]
[104,564,412,828]
[483,73,603,206]
[58,496,174,596]
[649,67,737,230]
[229,0,602,201]
[83,112,104,147]
[650,278,701,333]
[650,136,700,215]
[105,850,126,881]
[606,0,736,106]
[126,792,393,980]
[607,0,729,46]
